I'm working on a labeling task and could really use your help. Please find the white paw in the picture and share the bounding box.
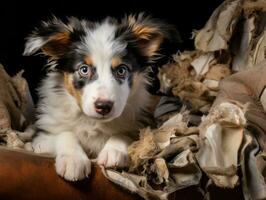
[97,148,130,168]
[31,134,55,154]
[55,154,91,181]
[32,140,52,154]
[24,142,34,151]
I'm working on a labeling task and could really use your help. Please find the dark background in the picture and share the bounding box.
[0,0,224,100]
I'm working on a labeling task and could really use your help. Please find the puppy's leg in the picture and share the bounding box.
[55,132,91,181]
[97,135,132,168]
[31,131,90,181]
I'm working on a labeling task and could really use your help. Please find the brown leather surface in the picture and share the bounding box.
[0,147,141,200]
[0,147,245,200]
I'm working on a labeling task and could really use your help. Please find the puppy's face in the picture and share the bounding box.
[24,14,178,121]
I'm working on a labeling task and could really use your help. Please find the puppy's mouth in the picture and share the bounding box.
[87,114,116,122]
[81,109,117,122]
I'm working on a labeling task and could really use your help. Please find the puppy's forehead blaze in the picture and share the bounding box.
[63,73,83,106]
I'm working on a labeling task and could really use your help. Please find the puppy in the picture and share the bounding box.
[24,14,178,181]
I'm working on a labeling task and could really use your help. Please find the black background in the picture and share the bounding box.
[0,0,224,100]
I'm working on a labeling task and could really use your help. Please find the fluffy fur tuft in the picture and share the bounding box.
[24,14,178,181]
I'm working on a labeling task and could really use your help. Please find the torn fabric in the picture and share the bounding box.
[0,64,35,148]
[194,0,243,52]
[196,102,246,188]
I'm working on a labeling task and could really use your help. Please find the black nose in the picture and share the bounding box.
[94,99,114,116]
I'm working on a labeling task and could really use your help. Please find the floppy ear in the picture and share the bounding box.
[23,17,82,59]
[121,14,181,62]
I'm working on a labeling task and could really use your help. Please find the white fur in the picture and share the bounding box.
[23,37,45,55]
[30,21,153,181]
[84,20,126,59]
[54,132,91,181]
[32,70,151,180]
[97,135,132,168]
[77,21,129,120]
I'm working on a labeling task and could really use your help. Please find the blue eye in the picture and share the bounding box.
[79,65,91,77]
[115,65,128,78]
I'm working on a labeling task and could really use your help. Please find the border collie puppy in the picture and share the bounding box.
[24,14,178,181]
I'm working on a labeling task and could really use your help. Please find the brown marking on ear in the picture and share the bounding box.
[111,57,123,68]
[63,73,83,107]
[127,17,164,58]
[139,34,163,58]
[42,32,71,58]
[132,26,158,40]
[84,55,93,66]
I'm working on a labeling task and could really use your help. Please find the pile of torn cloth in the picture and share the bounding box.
[102,60,266,200]
[102,0,266,199]
[159,0,266,114]
[194,0,266,72]
[158,51,231,113]
[0,64,35,148]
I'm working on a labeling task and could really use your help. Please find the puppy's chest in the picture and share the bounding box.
[70,116,139,156]
[75,127,109,157]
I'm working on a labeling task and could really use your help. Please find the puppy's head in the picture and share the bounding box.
[24,14,179,121]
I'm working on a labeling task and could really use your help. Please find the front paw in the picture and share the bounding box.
[97,148,130,168]
[31,134,54,154]
[55,154,91,181]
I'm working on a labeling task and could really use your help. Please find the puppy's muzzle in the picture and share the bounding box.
[94,99,114,116]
